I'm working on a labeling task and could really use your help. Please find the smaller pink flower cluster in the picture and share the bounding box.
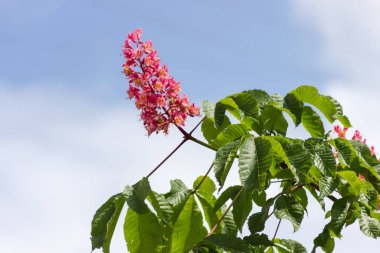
[333,125,376,156]
[122,28,200,135]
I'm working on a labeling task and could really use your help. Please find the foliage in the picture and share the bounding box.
[90,85,380,252]
[90,29,380,252]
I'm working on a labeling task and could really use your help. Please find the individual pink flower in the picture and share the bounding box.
[352,130,363,141]
[122,28,200,135]
[358,174,365,182]
[333,125,348,138]
[370,146,375,156]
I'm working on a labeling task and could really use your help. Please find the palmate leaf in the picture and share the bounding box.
[239,137,273,191]
[124,208,163,253]
[274,195,305,232]
[170,195,208,252]
[91,193,125,253]
[214,139,241,189]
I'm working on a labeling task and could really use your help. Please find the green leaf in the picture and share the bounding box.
[244,233,273,247]
[252,190,267,207]
[214,101,227,128]
[318,176,340,200]
[337,115,351,128]
[202,234,251,252]
[214,93,259,128]
[274,239,307,253]
[91,193,125,252]
[312,230,334,253]
[283,93,303,126]
[345,201,360,227]
[203,100,216,119]
[261,105,289,136]
[196,193,222,233]
[301,106,325,138]
[232,187,253,232]
[274,137,312,183]
[358,205,380,238]
[326,197,352,236]
[193,176,222,232]
[243,89,271,108]
[350,140,380,167]
[363,182,379,210]
[213,185,241,211]
[274,195,305,232]
[214,140,241,189]
[193,176,216,196]
[165,179,191,206]
[248,212,267,234]
[229,92,260,118]
[239,137,273,191]
[293,187,308,210]
[170,195,208,252]
[147,191,173,225]
[201,117,231,148]
[123,177,151,214]
[287,85,343,123]
[124,208,163,253]
[314,144,336,178]
[222,206,238,236]
[337,171,365,195]
[215,124,249,147]
[333,138,353,166]
[268,94,297,125]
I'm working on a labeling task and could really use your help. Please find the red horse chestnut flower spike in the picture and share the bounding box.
[122,28,200,135]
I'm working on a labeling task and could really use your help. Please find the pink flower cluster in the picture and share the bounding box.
[122,28,200,135]
[333,125,376,156]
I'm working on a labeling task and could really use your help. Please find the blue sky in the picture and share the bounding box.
[1,0,380,252]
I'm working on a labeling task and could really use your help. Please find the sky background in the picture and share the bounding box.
[1,0,380,252]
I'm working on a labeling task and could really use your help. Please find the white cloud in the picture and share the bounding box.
[291,0,380,251]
